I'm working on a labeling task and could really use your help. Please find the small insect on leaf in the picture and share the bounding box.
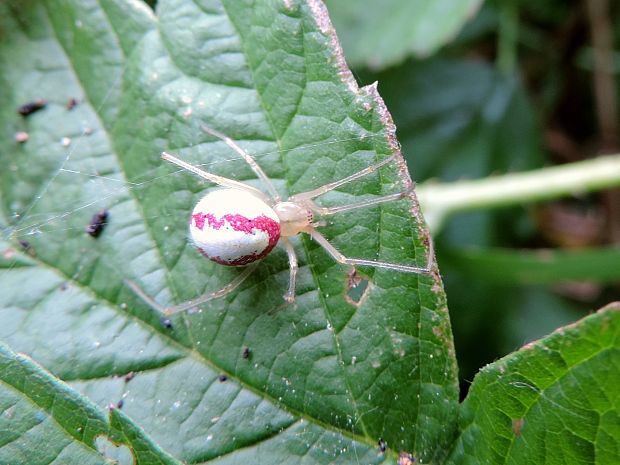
[86,209,109,238]
[378,437,387,453]
[18,240,35,256]
[66,97,79,110]
[17,98,47,117]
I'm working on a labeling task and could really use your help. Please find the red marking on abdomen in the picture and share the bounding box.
[192,212,206,230]
[192,212,280,265]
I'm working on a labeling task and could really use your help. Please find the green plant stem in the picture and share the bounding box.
[417,154,620,233]
[497,0,518,76]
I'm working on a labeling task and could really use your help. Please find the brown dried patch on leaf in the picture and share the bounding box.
[512,417,524,436]
[307,0,357,93]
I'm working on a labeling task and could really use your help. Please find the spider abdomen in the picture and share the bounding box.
[189,189,280,266]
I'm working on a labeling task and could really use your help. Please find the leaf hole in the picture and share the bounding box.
[345,269,372,306]
[95,435,135,465]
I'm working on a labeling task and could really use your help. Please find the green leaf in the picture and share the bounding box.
[0,341,182,465]
[447,303,620,465]
[324,0,485,69]
[0,1,457,464]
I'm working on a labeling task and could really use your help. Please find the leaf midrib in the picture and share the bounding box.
[216,0,382,441]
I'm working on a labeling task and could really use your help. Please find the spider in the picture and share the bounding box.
[127,125,433,315]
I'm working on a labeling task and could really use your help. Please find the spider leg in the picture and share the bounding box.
[304,188,414,216]
[162,152,270,203]
[281,238,298,303]
[201,124,281,202]
[289,154,397,201]
[125,263,259,316]
[308,228,434,274]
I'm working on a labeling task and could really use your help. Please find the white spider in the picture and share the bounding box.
[128,125,432,315]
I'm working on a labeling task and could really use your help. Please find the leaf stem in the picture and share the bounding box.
[417,154,620,232]
[497,0,519,76]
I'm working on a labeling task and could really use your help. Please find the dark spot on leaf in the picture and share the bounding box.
[18,240,35,256]
[160,317,173,329]
[66,97,79,110]
[17,98,47,116]
[86,209,109,237]
[218,374,228,382]
[242,347,251,359]
[378,437,386,453]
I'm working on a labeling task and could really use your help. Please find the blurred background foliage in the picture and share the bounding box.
[325,0,620,397]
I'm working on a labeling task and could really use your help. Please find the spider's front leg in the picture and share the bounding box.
[290,154,433,274]
[162,152,269,202]
[289,154,414,216]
